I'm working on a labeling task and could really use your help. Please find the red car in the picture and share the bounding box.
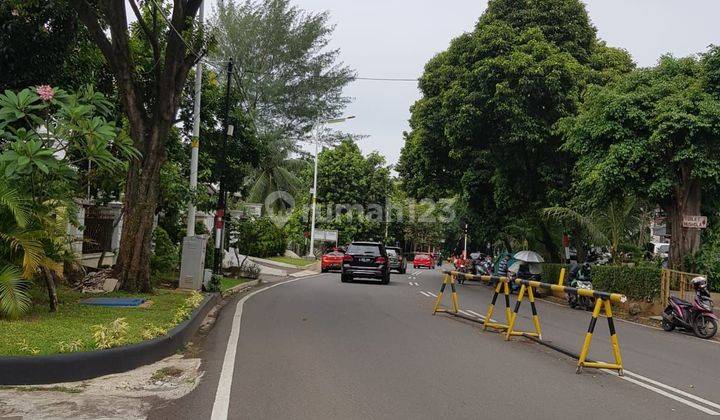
[413,253,433,269]
[321,251,345,272]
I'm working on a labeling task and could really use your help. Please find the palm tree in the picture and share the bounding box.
[543,195,641,264]
[0,181,35,319]
[245,136,307,211]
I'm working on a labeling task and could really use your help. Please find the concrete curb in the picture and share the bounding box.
[221,278,261,298]
[0,293,220,385]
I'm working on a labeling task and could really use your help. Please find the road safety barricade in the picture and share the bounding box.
[433,271,627,375]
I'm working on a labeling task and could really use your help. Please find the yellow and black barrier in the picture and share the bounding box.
[434,270,626,375]
[432,272,460,315]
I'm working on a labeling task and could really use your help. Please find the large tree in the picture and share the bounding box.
[561,52,720,270]
[315,140,392,244]
[0,0,111,92]
[397,0,633,259]
[213,0,354,143]
[70,0,206,291]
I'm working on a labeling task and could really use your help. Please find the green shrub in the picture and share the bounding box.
[151,227,179,278]
[695,224,720,292]
[92,318,130,349]
[229,217,287,258]
[542,263,569,285]
[590,265,661,301]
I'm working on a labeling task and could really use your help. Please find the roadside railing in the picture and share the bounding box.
[660,268,705,304]
[433,270,627,375]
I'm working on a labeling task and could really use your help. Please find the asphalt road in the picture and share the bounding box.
[149,267,720,419]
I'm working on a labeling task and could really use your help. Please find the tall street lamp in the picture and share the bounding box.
[308,115,356,257]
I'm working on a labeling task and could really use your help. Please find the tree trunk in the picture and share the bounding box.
[668,166,702,271]
[115,125,168,292]
[42,267,58,312]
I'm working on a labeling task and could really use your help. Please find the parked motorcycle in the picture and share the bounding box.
[662,277,717,339]
[474,259,493,277]
[567,263,595,311]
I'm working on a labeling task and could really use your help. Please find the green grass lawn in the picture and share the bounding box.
[219,277,253,292]
[267,256,313,267]
[0,287,194,356]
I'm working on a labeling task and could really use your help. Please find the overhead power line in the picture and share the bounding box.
[355,77,419,82]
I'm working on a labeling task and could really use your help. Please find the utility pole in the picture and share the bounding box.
[213,58,233,274]
[384,196,389,241]
[463,223,468,259]
[186,1,204,237]
[308,126,320,258]
[307,116,356,258]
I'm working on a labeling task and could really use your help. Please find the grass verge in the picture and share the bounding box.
[219,277,253,292]
[267,256,312,267]
[0,287,196,356]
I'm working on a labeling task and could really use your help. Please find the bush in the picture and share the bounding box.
[92,318,130,349]
[151,227,179,278]
[542,263,569,285]
[590,265,661,301]
[229,217,287,258]
[695,224,720,292]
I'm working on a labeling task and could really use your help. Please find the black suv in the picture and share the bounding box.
[341,241,390,284]
[386,246,407,274]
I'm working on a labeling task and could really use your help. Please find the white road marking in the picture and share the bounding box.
[466,310,483,318]
[408,281,420,286]
[602,369,720,416]
[211,275,319,420]
[427,292,438,297]
[535,294,720,346]
[459,310,473,316]
[420,291,431,297]
[623,370,720,410]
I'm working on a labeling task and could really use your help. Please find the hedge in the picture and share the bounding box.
[590,265,661,301]
[539,263,661,301]
[542,263,568,285]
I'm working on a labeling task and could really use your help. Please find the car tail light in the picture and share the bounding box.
[375,256,386,264]
[343,254,353,262]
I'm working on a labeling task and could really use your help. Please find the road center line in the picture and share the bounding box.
[211,275,319,420]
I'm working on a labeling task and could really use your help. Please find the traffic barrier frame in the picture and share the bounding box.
[434,270,626,375]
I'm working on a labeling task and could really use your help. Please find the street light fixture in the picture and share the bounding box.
[308,115,356,257]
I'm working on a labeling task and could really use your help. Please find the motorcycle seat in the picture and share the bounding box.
[669,296,692,307]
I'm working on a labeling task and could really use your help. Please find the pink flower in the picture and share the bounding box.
[36,85,54,102]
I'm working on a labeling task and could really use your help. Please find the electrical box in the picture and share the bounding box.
[178,235,208,290]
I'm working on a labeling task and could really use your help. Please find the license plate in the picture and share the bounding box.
[361,257,372,262]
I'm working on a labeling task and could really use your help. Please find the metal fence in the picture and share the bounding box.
[82,206,116,254]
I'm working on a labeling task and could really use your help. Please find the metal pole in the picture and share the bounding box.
[308,126,319,257]
[463,223,468,259]
[213,58,233,274]
[384,196,389,241]
[187,1,204,237]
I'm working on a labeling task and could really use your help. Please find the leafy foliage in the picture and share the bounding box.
[0,0,110,91]
[397,0,633,257]
[229,217,287,258]
[150,227,180,280]
[591,265,661,301]
[92,317,130,349]
[561,53,720,269]
[213,0,354,141]
[0,265,31,320]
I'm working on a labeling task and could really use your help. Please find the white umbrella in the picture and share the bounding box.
[513,250,545,263]
[509,261,543,275]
